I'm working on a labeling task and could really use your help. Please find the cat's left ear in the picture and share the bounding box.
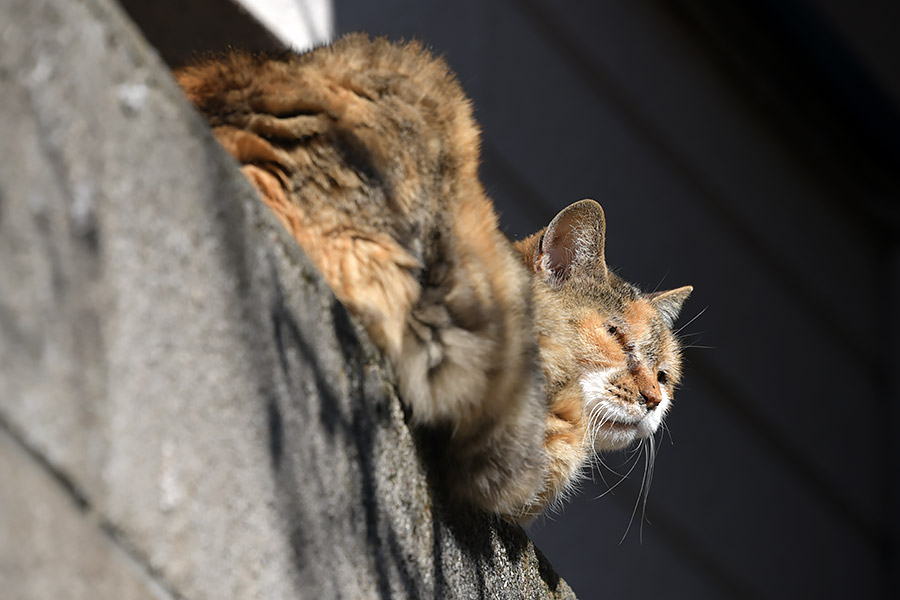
[648,286,693,327]
[535,199,608,286]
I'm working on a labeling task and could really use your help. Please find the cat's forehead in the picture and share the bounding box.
[564,272,641,313]
[566,275,672,340]
[574,295,678,368]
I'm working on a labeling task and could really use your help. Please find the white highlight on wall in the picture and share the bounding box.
[235,0,333,50]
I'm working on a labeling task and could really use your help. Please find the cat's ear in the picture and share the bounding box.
[648,286,693,327]
[535,199,608,286]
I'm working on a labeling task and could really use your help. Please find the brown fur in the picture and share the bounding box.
[175,34,692,521]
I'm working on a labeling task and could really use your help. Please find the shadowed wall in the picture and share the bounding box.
[0,0,576,598]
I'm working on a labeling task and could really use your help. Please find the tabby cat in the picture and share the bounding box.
[175,34,692,522]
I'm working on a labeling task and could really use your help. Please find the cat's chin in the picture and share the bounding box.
[592,421,642,452]
[591,406,669,450]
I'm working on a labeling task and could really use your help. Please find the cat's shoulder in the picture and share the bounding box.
[176,34,468,118]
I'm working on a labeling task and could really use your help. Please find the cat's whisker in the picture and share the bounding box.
[590,444,632,489]
[591,458,612,488]
[613,452,635,476]
[586,457,598,485]
[619,441,649,545]
[660,421,675,446]
[595,454,628,479]
[587,403,607,447]
[596,412,613,434]
[651,269,671,294]
[636,436,657,543]
[640,435,658,543]
[584,406,598,450]
[589,403,620,451]
[674,306,708,336]
[626,442,643,457]
[678,330,708,338]
[594,448,642,500]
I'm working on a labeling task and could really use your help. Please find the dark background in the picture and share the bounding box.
[123,1,900,597]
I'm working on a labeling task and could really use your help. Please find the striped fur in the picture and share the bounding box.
[176,34,691,521]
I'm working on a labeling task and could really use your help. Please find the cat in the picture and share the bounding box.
[175,33,692,522]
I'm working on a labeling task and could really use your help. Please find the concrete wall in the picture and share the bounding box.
[0,0,574,598]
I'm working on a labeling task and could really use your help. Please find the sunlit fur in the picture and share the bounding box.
[175,34,691,523]
[513,209,690,520]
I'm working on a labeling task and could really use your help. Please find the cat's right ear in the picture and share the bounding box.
[648,286,693,327]
[535,199,608,287]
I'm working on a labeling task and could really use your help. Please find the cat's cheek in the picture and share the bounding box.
[578,367,619,399]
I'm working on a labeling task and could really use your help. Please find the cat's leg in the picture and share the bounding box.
[241,162,422,358]
[212,124,424,357]
[395,196,551,518]
[247,155,551,516]
[218,126,552,519]
[523,383,589,521]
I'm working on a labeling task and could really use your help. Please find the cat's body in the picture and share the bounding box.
[175,34,691,521]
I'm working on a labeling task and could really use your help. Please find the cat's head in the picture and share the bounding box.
[525,199,692,452]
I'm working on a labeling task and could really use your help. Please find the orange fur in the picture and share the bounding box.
[175,34,692,522]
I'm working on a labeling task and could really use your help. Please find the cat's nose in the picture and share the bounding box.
[632,366,662,410]
[640,388,662,410]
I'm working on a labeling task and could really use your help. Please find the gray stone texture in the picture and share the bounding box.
[0,0,575,598]
[0,430,172,600]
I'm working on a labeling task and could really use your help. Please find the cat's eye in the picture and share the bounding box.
[657,371,669,385]
[606,324,618,336]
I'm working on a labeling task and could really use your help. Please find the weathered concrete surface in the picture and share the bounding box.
[0,0,575,598]
[0,430,171,600]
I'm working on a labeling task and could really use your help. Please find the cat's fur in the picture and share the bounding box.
[175,34,692,522]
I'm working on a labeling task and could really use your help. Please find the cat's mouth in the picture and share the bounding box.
[591,420,641,452]
[589,410,661,451]
[606,420,639,431]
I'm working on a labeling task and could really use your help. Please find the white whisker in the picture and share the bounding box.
[661,420,675,446]
[651,269,671,294]
[594,449,642,500]
[640,435,657,542]
[674,306,707,335]
[619,440,648,544]
[596,454,628,478]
